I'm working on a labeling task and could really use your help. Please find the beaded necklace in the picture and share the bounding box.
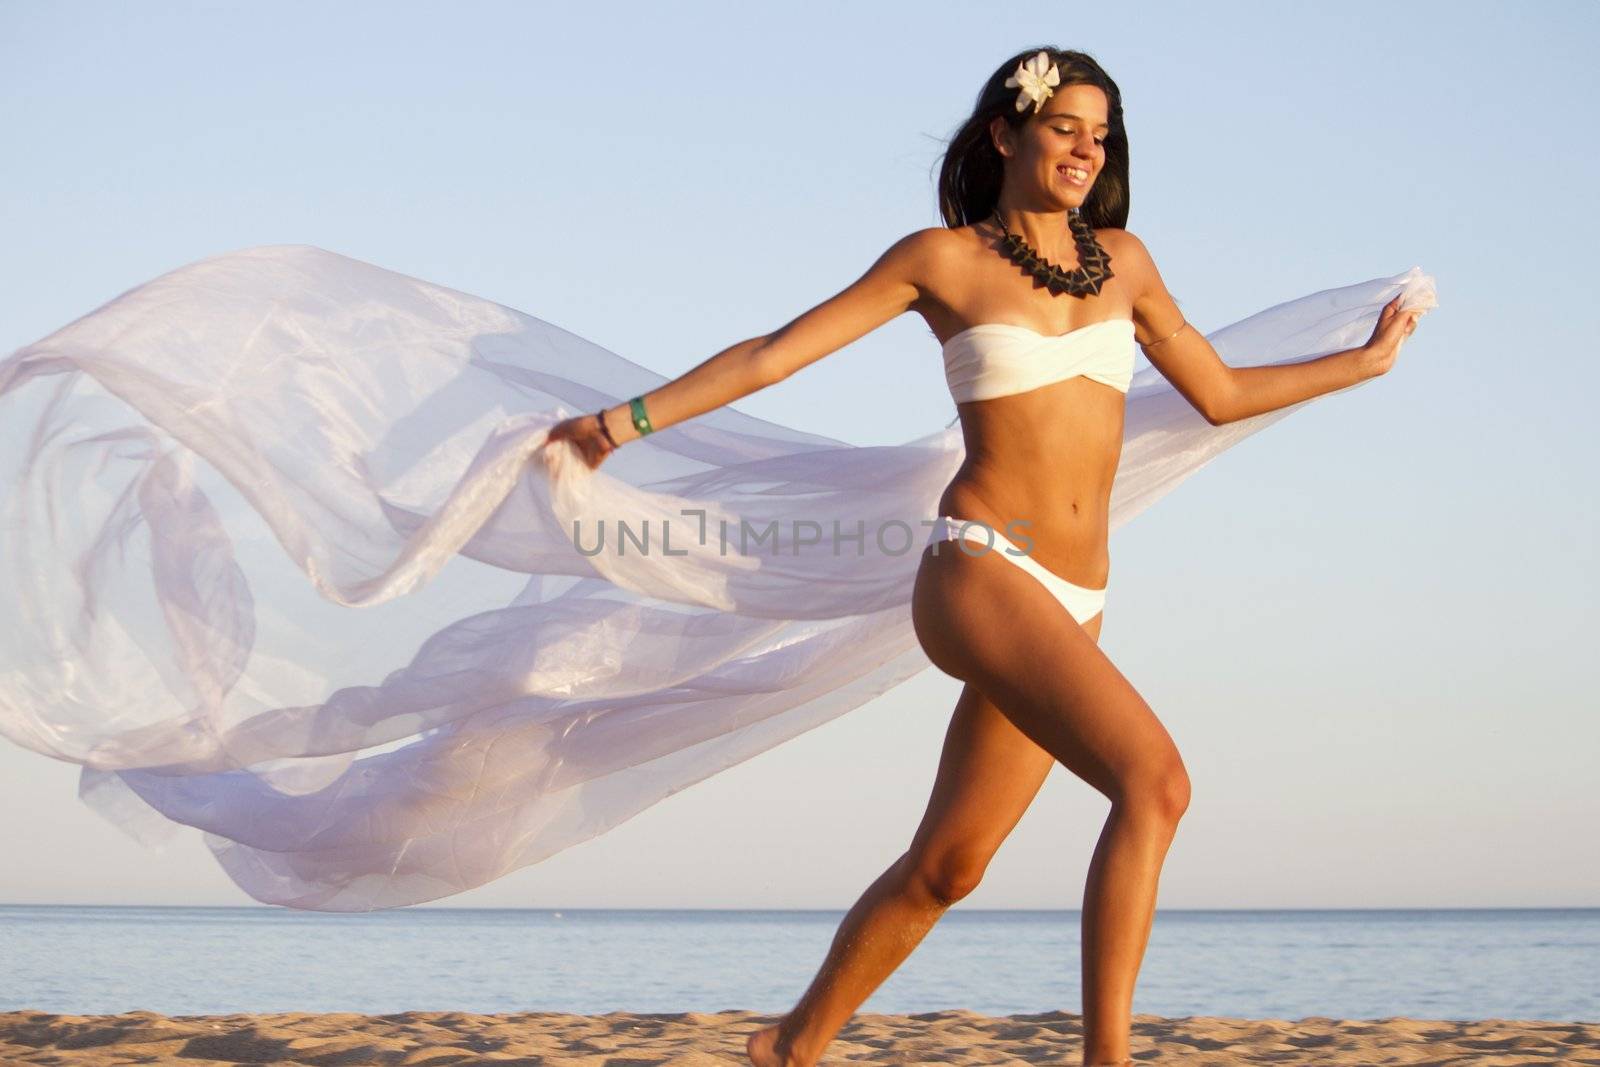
[991,208,1114,297]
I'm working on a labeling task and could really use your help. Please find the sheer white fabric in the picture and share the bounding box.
[0,245,1437,910]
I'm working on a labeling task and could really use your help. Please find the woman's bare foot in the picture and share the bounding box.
[745,1019,805,1067]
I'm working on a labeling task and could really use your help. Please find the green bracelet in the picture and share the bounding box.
[629,396,654,436]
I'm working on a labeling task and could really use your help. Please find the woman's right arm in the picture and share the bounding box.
[549,229,942,468]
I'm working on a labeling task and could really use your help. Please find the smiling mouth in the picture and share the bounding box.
[1057,165,1089,185]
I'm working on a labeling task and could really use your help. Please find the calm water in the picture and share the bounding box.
[1,906,1594,1021]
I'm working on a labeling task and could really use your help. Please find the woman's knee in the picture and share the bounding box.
[1116,758,1192,825]
[904,845,991,907]
[1161,763,1193,821]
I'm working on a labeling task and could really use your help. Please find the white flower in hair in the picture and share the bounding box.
[1004,51,1061,114]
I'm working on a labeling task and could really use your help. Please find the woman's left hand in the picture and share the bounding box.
[1357,296,1424,379]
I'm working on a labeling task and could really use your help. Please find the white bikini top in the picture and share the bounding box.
[941,318,1136,404]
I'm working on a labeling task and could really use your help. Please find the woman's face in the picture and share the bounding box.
[990,83,1109,210]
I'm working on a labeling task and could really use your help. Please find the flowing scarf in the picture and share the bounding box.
[0,245,1436,910]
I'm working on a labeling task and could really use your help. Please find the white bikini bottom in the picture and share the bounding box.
[925,515,1107,626]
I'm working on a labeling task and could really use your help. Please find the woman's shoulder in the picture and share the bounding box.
[868,227,970,289]
[893,225,969,256]
[1094,226,1152,262]
[1093,225,1133,248]
[1094,227,1156,298]
[897,224,986,272]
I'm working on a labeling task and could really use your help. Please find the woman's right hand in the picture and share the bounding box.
[1357,295,1423,379]
[545,412,616,471]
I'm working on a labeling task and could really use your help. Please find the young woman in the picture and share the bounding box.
[547,47,1422,1067]
[0,39,1427,1060]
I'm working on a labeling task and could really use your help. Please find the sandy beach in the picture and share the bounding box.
[2,1007,1596,1065]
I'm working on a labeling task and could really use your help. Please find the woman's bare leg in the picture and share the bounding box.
[913,546,1190,1065]
[746,637,1086,1065]
[1077,734,1187,1064]
[750,545,1189,1066]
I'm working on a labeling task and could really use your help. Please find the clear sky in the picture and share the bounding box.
[1,1,1595,910]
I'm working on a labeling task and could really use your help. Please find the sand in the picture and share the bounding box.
[2,1008,1597,1064]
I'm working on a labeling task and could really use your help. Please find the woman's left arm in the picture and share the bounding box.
[1113,231,1422,425]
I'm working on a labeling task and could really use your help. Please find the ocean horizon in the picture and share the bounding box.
[4,904,1594,1023]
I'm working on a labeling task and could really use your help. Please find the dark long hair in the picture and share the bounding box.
[937,48,1129,230]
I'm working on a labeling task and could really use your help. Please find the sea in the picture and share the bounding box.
[1,905,1594,1022]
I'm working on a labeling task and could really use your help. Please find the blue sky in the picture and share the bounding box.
[1,1,1595,909]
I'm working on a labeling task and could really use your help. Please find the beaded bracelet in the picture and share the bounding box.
[596,408,620,449]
